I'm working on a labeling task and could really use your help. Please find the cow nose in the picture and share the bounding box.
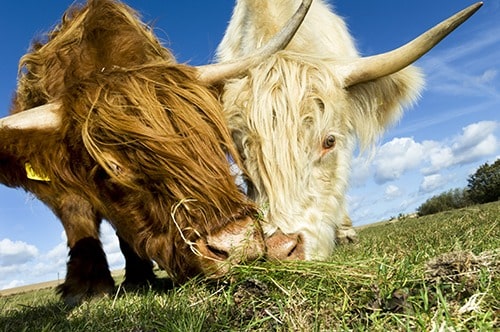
[203,232,265,262]
[204,241,230,260]
[201,217,266,263]
[265,230,305,260]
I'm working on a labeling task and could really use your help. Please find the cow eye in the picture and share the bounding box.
[323,134,336,149]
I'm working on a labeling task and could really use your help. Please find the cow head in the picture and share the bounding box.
[218,1,482,259]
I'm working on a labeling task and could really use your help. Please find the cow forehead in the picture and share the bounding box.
[226,53,351,137]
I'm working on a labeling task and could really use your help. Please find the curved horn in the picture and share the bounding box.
[196,0,313,84]
[0,103,61,130]
[342,2,483,88]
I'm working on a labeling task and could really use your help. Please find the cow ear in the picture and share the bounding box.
[346,65,424,149]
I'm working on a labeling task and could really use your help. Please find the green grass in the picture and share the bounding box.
[1,202,498,331]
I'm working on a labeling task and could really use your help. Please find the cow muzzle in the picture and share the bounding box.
[265,230,305,261]
[195,217,304,277]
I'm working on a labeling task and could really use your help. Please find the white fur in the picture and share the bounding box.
[218,0,424,259]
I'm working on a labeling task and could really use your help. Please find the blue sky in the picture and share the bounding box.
[1,0,499,290]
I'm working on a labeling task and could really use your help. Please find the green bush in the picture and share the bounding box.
[467,158,500,204]
[417,188,471,216]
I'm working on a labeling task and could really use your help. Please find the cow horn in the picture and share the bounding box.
[0,103,61,130]
[342,2,483,88]
[196,0,313,84]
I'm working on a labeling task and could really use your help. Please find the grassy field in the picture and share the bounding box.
[1,201,498,331]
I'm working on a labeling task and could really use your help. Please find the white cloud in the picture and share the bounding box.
[456,134,498,165]
[452,121,497,153]
[453,121,498,162]
[419,174,448,193]
[373,137,424,184]
[424,141,454,172]
[0,238,39,266]
[424,121,499,174]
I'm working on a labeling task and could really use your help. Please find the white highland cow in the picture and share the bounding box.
[217,0,482,259]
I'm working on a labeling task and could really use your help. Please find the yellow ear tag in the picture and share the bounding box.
[25,162,51,182]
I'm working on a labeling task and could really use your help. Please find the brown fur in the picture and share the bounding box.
[1,0,259,303]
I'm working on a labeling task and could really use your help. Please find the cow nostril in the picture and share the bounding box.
[206,244,229,260]
[287,242,298,258]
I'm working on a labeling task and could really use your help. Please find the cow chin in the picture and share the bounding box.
[194,217,305,278]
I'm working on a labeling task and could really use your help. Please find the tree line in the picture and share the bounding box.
[417,158,500,216]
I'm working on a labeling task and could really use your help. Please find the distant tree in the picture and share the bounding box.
[417,188,471,216]
[467,158,500,204]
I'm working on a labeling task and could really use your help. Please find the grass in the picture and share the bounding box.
[1,201,498,331]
